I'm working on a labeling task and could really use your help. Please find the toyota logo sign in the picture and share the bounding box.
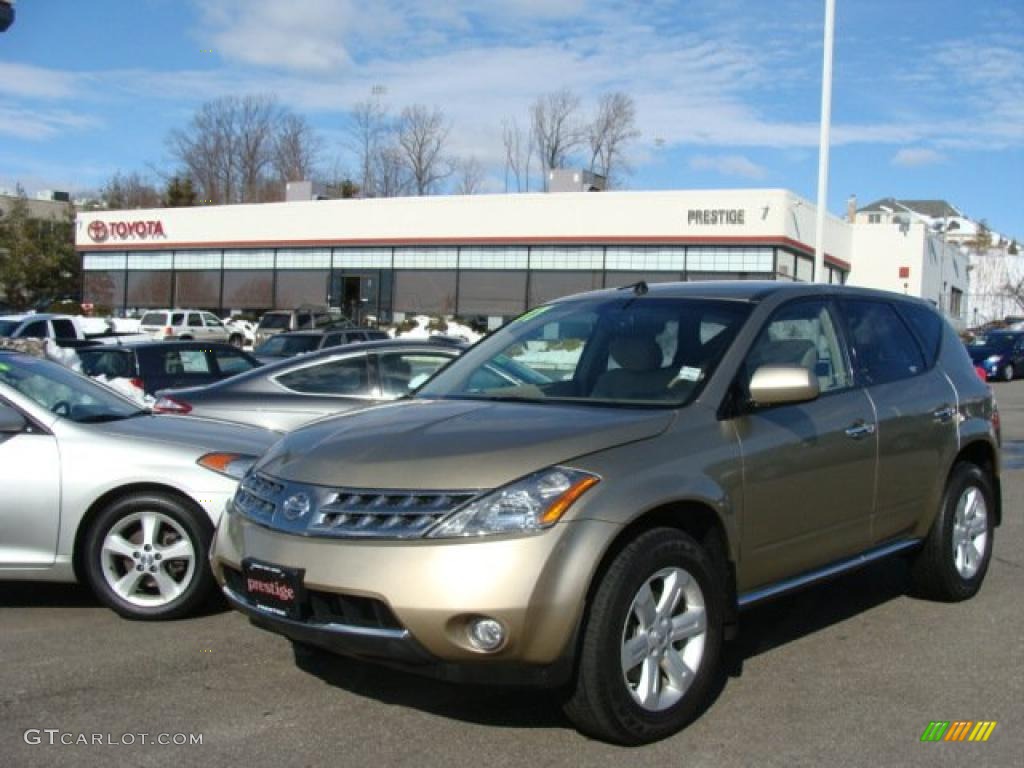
[87,220,109,242]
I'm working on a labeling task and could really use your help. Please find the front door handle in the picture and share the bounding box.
[932,405,955,423]
[845,421,876,439]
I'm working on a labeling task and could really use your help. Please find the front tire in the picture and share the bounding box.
[910,463,994,602]
[82,492,215,620]
[563,528,724,745]
[1003,364,1014,382]
[228,334,243,348]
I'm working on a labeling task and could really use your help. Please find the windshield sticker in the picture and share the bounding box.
[675,366,703,382]
[512,305,554,325]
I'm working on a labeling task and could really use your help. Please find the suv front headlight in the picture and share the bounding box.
[428,467,599,538]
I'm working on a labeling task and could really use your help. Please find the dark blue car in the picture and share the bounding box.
[966,330,1024,381]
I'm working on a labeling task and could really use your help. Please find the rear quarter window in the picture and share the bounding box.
[894,302,943,368]
[140,312,166,326]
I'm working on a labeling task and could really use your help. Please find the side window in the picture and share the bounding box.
[187,313,203,328]
[202,313,222,328]
[170,312,185,326]
[212,349,255,375]
[52,319,77,339]
[377,352,453,397]
[276,356,371,396]
[840,299,925,386]
[895,302,943,368]
[744,300,851,395]
[296,313,312,329]
[20,320,48,338]
[323,334,343,348]
[163,350,211,374]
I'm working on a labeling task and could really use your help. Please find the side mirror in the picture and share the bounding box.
[749,365,820,406]
[0,403,27,433]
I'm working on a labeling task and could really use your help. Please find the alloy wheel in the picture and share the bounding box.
[952,486,989,580]
[100,511,196,607]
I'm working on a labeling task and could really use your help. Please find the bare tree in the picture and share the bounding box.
[347,99,390,197]
[501,117,534,193]
[455,157,485,195]
[168,95,317,204]
[100,172,162,209]
[374,145,409,198]
[530,89,585,189]
[397,105,453,195]
[587,92,640,188]
[274,113,322,185]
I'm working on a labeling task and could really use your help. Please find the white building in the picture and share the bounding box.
[74,188,965,326]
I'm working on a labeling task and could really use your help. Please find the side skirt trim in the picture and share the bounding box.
[737,538,920,608]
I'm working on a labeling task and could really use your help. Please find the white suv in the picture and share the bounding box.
[139,310,242,346]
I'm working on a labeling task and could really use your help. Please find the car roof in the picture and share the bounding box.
[273,327,385,338]
[557,280,938,307]
[84,340,255,353]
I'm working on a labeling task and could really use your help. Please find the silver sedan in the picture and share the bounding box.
[0,351,277,619]
[153,338,467,432]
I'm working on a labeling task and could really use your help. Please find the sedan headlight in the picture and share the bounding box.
[428,467,599,538]
[197,452,258,480]
[986,355,1003,364]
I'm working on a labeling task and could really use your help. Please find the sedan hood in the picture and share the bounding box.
[88,413,276,457]
[257,398,675,490]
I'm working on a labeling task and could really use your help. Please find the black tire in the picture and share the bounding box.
[1003,364,1014,382]
[82,492,216,620]
[228,334,243,348]
[563,528,724,745]
[910,463,994,602]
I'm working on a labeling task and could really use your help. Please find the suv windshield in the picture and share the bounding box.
[417,296,751,407]
[258,314,291,330]
[255,334,320,356]
[0,354,146,422]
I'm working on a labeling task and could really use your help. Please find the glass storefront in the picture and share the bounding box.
[82,244,847,319]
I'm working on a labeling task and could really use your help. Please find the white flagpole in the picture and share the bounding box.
[814,0,836,283]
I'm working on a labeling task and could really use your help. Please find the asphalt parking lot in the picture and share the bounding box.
[3,386,1022,768]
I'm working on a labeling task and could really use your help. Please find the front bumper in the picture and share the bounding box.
[212,507,619,682]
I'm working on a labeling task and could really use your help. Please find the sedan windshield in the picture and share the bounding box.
[417,296,751,407]
[970,334,1015,352]
[0,354,146,422]
[255,335,320,357]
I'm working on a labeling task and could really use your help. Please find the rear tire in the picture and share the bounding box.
[1003,364,1014,382]
[82,492,215,620]
[910,463,994,602]
[563,528,724,745]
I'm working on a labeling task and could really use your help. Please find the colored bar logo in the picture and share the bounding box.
[921,721,997,742]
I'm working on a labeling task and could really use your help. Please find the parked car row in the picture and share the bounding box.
[965,329,1024,381]
[0,281,1003,745]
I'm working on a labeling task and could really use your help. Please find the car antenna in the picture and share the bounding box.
[618,280,648,296]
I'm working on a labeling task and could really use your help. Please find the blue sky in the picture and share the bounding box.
[1,0,1022,238]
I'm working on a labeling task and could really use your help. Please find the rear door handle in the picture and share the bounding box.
[932,405,955,423]
[845,421,876,439]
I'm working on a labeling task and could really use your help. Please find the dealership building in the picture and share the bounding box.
[74,188,965,326]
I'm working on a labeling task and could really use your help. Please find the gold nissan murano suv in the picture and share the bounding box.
[212,282,1000,745]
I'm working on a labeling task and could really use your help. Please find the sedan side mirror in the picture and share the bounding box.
[0,403,27,433]
[749,365,820,407]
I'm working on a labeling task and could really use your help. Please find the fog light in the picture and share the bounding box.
[468,618,505,652]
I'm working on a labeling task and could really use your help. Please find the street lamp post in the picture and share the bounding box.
[813,0,836,283]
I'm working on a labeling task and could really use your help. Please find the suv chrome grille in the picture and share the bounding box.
[310,491,478,539]
[233,473,479,539]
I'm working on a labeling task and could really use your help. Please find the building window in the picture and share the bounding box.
[173,250,222,270]
[275,271,329,308]
[868,213,882,223]
[334,248,392,270]
[457,271,527,316]
[276,249,331,269]
[83,271,126,311]
[459,246,528,270]
[528,271,603,306]
[530,246,604,270]
[795,256,814,282]
[393,247,458,269]
[393,270,457,315]
[126,251,173,270]
[688,247,773,273]
[222,270,273,309]
[83,252,127,270]
[949,287,964,318]
[126,270,172,308]
[175,270,221,308]
[605,246,684,271]
[223,249,274,269]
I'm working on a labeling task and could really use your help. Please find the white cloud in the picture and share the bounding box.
[689,154,767,179]
[0,62,81,99]
[0,107,100,140]
[891,148,946,167]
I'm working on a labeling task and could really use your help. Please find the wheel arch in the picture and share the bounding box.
[72,483,209,583]
[953,439,1001,526]
[581,500,738,642]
